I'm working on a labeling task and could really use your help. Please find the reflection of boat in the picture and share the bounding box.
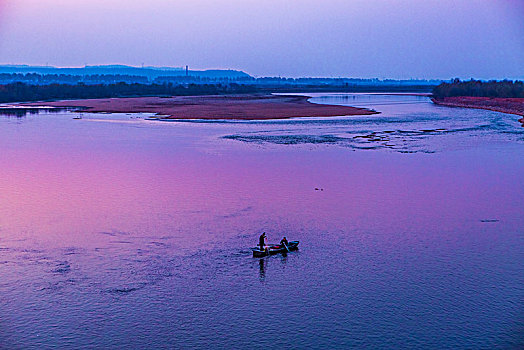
[252,241,299,257]
[258,258,266,280]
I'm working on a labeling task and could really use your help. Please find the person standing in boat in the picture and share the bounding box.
[259,232,267,251]
[280,237,288,246]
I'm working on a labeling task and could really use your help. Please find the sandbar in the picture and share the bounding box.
[21,94,378,120]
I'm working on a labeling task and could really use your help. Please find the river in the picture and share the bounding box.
[0,93,522,348]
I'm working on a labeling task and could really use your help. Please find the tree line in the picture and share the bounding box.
[1,72,442,87]
[433,79,524,98]
[0,81,436,103]
[0,73,255,85]
[0,82,258,103]
[0,73,152,85]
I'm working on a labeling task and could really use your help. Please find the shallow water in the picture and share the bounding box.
[0,94,522,348]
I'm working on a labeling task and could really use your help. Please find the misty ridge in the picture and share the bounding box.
[0,64,250,80]
[0,66,522,104]
[0,64,438,103]
[0,65,440,86]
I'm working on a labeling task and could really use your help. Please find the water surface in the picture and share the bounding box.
[0,94,522,348]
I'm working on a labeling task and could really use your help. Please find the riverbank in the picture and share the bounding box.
[20,94,378,120]
[432,96,524,126]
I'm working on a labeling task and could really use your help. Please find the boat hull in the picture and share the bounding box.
[252,241,299,257]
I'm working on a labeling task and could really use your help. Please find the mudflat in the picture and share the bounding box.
[22,94,378,120]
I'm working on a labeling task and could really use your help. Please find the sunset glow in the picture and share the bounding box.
[1,1,523,348]
[0,0,522,78]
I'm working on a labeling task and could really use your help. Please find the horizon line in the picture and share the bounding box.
[1,63,523,82]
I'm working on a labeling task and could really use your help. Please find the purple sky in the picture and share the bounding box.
[0,0,522,79]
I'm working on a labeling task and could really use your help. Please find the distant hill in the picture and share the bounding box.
[0,65,252,80]
[0,64,441,91]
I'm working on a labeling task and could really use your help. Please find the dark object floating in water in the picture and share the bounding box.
[480,219,500,223]
[109,287,140,294]
[52,262,71,274]
[315,188,324,191]
[252,241,299,257]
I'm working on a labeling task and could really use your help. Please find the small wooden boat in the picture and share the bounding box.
[252,241,299,257]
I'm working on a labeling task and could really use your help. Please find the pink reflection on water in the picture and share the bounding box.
[1,132,522,253]
[0,109,523,348]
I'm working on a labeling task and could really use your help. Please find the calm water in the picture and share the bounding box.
[0,94,522,349]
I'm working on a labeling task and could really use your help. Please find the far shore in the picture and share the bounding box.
[432,96,524,126]
[19,94,379,120]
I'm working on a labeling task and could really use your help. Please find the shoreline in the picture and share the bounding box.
[432,96,524,126]
[18,94,379,120]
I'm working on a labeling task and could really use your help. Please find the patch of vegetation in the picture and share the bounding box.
[433,79,524,98]
[0,82,257,103]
